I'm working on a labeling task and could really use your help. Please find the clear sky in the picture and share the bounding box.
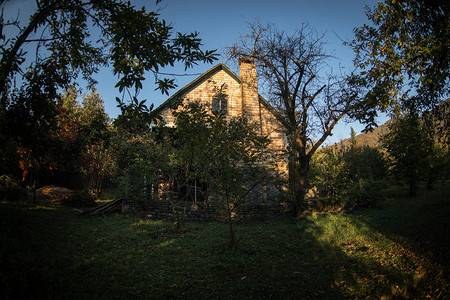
[4,0,386,144]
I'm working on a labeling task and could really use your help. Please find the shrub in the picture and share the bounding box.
[0,175,27,201]
[346,179,387,209]
[309,144,388,211]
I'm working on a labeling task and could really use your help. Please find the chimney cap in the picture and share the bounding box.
[239,57,255,65]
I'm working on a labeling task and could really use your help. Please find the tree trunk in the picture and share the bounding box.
[427,177,433,190]
[225,191,236,249]
[408,166,418,196]
[409,178,418,196]
[31,165,40,204]
[228,216,236,249]
[290,163,310,217]
[288,142,310,218]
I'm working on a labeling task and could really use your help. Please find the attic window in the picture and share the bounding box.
[212,92,228,114]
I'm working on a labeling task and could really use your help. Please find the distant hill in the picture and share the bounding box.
[332,120,391,149]
[331,98,449,149]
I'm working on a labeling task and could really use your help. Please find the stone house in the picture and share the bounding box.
[152,58,288,201]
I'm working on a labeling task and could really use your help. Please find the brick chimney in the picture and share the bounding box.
[239,57,260,123]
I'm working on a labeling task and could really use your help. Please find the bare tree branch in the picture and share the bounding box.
[225,21,371,216]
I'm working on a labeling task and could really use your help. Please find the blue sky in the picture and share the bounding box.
[4,0,386,144]
[123,0,384,144]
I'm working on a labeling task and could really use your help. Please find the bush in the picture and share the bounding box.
[0,175,27,201]
[346,179,387,209]
[309,145,388,211]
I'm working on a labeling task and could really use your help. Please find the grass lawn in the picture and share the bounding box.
[1,184,449,299]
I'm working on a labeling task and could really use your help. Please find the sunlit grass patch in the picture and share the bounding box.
[304,212,376,243]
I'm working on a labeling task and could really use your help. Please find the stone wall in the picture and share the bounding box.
[159,68,243,124]
[122,199,293,220]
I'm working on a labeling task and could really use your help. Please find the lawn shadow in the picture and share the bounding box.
[305,183,450,299]
[1,188,449,299]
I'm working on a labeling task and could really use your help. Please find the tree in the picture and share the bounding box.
[381,111,434,196]
[349,127,358,148]
[1,0,217,101]
[111,130,165,201]
[175,102,275,248]
[52,85,85,186]
[0,67,60,199]
[0,0,217,184]
[113,101,276,246]
[423,100,450,187]
[77,89,114,196]
[227,22,373,216]
[14,85,114,194]
[309,147,349,203]
[56,85,82,142]
[350,0,449,111]
[79,89,110,140]
[200,110,275,249]
[309,142,387,209]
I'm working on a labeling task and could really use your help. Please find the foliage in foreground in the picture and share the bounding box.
[350,0,449,111]
[113,101,279,247]
[0,174,27,201]
[0,0,217,192]
[1,185,448,299]
[309,141,387,209]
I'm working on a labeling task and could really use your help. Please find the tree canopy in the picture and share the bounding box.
[381,112,433,195]
[0,0,217,180]
[350,0,449,111]
[0,0,217,111]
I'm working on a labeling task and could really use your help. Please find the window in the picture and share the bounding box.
[212,92,227,114]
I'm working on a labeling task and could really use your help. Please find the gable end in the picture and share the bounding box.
[153,63,240,115]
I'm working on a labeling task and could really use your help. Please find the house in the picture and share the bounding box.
[152,57,288,201]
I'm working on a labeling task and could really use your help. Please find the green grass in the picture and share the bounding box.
[1,184,449,299]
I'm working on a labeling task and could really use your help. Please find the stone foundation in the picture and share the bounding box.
[122,199,293,220]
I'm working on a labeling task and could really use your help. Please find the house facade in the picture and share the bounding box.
[150,58,288,203]
[154,58,288,177]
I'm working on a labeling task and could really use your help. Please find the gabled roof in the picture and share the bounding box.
[153,63,239,115]
[153,62,287,128]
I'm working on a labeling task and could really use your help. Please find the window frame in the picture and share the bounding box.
[212,92,228,114]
